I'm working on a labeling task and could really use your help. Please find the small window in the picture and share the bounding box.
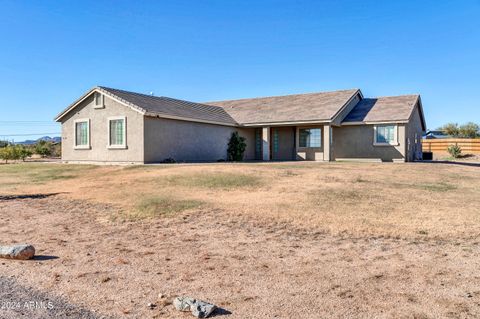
[254,128,262,160]
[299,128,321,148]
[108,117,126,148]
[272,128,279,153]
[374,125,397,145]
[74,119,90,149]
[94,92,104,108]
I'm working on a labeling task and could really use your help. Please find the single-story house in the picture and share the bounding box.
[54,86,426,164]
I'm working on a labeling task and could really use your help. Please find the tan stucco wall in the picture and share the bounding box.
[143,117,255,163]
[333,124,406,162]
[60,95,145,163]
[405,104,425,161]
[295,125,325,161]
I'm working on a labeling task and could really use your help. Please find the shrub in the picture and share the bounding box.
[0,145,28,163]
[0,147,11,163]
[18,146,33,161]
[227,131,247,161]
[458,122,480,138]
[34,140,52,157]
[447,144,462,158]
[438,123,459,137]
[438,122,480,138]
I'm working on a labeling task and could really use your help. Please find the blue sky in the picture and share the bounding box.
[1,0,479,141]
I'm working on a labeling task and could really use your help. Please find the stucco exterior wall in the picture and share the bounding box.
[332,124,406,162]
[405,104,425,161]
[143,117,255,163]
[296,125,325,161]
[60,95,145,163]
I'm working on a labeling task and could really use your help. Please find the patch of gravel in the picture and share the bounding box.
[0,276,106,319]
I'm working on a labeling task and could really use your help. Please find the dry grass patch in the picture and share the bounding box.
[0,163,96,188]
[161,172,263,190]
[126,196,204,220]
[391,181,457,192]
[1,162,480,239]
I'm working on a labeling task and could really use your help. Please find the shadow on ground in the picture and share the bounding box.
[0,193,64,201]
[212,307,233,316]
[33,255,59,261]
[419,160,480,168]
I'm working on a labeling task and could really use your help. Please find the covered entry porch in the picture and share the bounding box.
[252,124,332,161]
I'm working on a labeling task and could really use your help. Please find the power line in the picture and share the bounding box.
[0,121,56,123]
[0,124,59,126]
[0,132,61,137]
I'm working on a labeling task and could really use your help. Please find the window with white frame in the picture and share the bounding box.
[108,117,126,148]
[374,125,397,145]
[299,128,321,148]
[74,119,90,148]
[94,92,104,108]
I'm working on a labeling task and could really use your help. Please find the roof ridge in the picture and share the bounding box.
[99,86,168,100]
[100,87,230,111]
[372,94,420,99]
[204,88,360,105]
[98,86,238,126]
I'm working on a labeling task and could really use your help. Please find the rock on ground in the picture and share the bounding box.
[173,296,217,318]
[0,244,35,260]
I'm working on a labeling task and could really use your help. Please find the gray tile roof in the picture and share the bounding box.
[99,87,238,126]
[342,95,420,123]
[206,89,360,125]
[57,86,424,129]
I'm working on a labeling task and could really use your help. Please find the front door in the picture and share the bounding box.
[271,127,295,160]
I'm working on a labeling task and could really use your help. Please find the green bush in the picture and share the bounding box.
[438,122,480,138]
[0,147,11,163]
[18,146,33,161]
[447,144,462,158]
[0,145,33,163]
[438,123,459,137]
[34,140,52,157]
[227,131,247,161]
[459,122,480,138]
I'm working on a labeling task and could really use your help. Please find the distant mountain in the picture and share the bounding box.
[16,136,61,145]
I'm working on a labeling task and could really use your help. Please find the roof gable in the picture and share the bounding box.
[55,87,238,126]
[342,95,425,129]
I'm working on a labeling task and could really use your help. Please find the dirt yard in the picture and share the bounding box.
[0,162,479,318]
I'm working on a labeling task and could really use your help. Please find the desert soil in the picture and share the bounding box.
[0,195,479,318]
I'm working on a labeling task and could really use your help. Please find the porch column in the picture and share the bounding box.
[323,125,332,161]
[262,126,270,161]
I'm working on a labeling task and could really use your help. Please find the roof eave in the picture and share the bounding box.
[240,119,332,127]
[409,95,427,131]
[144,112,239,127]
[54,87,97,122]
[341,120,409,126]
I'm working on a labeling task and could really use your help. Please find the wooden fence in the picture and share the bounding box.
[422,138,480,154]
